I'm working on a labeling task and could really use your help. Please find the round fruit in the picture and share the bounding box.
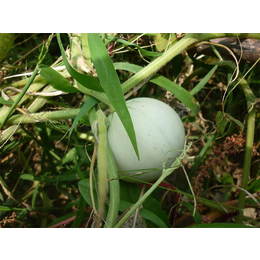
[107,97,185,182]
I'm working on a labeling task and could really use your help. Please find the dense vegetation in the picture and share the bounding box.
[0,33,259,228]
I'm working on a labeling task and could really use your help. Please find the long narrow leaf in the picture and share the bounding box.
[188,223,253,228]
[116,38,162,58]
[56,33,104,92]
[114,62,200,115]
[69,96,98,138]
[88,33,139,159]
[39,64,79,93]
[190,64,218,96]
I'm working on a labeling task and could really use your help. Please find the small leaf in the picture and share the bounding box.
[154,33,176,52]
[56,33,104,92]
[39,64,79,93]
[225,113,244,129]
[248,178,260,194]
[88,33,139,159]
[190,64,218,96]
[0,96,13,105]
[216,111,229,135]
[78,179,98,209]
[182,202,202,224]
[68,96,98,138]
[47,212,76,227]
[116,38,162,58]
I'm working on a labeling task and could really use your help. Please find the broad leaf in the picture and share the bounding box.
[78,179,98,209]
[216,111,229,136]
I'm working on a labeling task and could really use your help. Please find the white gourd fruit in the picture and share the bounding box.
[107,97,186,182]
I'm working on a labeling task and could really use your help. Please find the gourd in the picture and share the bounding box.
[107,97,185,182]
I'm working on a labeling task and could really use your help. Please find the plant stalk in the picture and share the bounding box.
[0,66,39,129]
[103,145,120,228]
[5,108,83,125]
[236,106,256,223]
[121,33,260,95]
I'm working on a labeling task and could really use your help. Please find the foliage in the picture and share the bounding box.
[0,33,259,228]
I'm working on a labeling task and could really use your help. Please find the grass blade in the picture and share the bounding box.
[68,96,98,138]
[114,62,200,115]
[56,33,104,92]
[188,223,253,228]
[190,64,218,96]
[88,33,139,159]
[116,38,162,58]
[39,64,79,93]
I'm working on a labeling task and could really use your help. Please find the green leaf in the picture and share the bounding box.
[71,195,86,228]
[188,223,254,228]
[222,172,235,186]
[248,178,260,194]
[190,64,218,96]
[119,182,169,228]
[39,64,79,93]
[182,202,202,224]
[150,74,200,115]
[68,96,98,138]
[114,62,200,115]
[0,96,13,105]
[20,172,82,182]
[154,33,177,52]
[0,206,24,211]
[78,178,98,209]
[88,33,139,159]
[56,33,104,92]
[116,38,162,58]
[216,111,229,136]
[225,113,244,129]
[47,212,76,227]
[119,199,168,228]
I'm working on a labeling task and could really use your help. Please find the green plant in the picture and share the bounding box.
[0,33,259,228]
